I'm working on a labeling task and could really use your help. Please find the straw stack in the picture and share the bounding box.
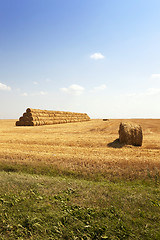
[16,108,90,126]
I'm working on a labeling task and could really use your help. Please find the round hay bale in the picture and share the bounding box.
[24,121,31,126]
[16,121,21,126]
[119,122,143,146]
[29,121,35,126]
[26,108,33,113]
[19,116,24,121]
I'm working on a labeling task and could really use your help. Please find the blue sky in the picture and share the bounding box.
[0,0,160,119]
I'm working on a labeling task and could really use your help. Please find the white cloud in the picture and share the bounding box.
[151,74,160,79]
[16,88,21,91]
[126,88,160,97]
[40,91,48,95]
[126,93,137,97]
[92,84,107,91]
[0,82,11,91]
[60,84,85,96]
[90,52,105,60]
[33,81,38,85]
[45,78,52,82]
[145,88,160,96]
[21,92,28,96]
[31,91,48,96]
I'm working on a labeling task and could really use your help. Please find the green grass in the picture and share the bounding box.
[0,170,160,240]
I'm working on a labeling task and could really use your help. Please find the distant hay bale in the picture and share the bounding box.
[119,122,143,146]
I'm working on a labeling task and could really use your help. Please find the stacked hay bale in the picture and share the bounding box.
[16,108,90,126]
[119,122,143,146]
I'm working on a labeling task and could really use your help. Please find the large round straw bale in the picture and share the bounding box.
[119,122,143,146]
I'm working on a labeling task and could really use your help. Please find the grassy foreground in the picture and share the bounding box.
[0,170,160,240]
[0,119,160,239]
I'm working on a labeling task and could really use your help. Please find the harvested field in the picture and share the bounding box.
[0,119,160,180]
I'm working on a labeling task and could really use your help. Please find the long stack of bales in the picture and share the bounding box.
[16,108,90,126]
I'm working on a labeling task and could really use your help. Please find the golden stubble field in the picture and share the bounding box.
[0,119,160,179]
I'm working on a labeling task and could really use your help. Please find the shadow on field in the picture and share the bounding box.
[107,138,125,148]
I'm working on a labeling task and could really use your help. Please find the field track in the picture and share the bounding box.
[0,119,160,180]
